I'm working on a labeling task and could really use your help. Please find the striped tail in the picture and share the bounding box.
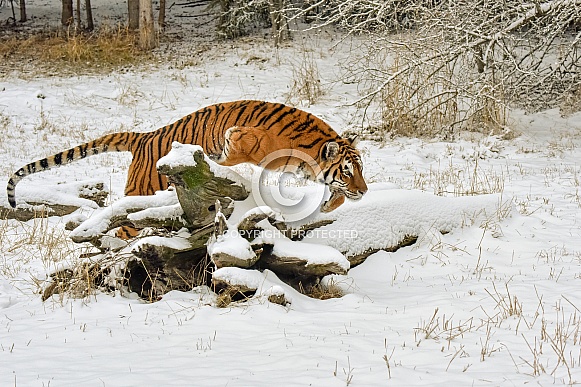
[6,132,136,208]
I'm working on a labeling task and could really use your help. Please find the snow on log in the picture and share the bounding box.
[0,181,106,221]
[212,267,291,305]
[69,143,249,245]
[212,267,265,293]
[207,201,259,269]
[259,237,350,277]
[289,184,502,265]
[208,230,258,268]
[157,142,249,190]
[68,190,182,244]
[208,204,348,278]
[51,145,505,304]
[236,206,286,235]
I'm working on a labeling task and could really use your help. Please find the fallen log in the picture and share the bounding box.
[44,144,504,305]
[1,182,108,221]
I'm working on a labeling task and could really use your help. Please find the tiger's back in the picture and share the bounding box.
[97,100,343,197]
[7,100,366,211]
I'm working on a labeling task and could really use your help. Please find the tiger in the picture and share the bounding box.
[6,100,368,221]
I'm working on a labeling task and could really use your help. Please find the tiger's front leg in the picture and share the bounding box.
[216,126,272,167]
[320,189,346,212]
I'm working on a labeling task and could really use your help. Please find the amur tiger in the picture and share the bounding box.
[6,100,368,220]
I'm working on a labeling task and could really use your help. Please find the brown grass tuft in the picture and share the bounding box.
[304,279,344,300]
[0,25,152,73]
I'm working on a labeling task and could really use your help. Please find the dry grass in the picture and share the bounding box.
[41,261,106,302]
[0,25,152,74]
[413,158,505,197]
[40,249,138,302]
[379,55,507,139]
[375,53,458,138]
[215,289,235,308]
[0,214,95,302]
[351,36,510,140]
[560,85,581,117]
[1,216,75,267]
[285,48,325,107]
[303,278,344,300]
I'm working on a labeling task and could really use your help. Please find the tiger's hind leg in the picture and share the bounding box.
[116,225,140,240]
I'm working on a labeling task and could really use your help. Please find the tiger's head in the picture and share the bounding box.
[319,134,368,201]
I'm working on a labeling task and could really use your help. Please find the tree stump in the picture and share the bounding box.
[156,143,249,228]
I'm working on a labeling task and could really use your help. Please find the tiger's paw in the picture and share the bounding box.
[212,150,229,165]
[320,191,345,213]
[116,225,140,240]
[207,153,221,162]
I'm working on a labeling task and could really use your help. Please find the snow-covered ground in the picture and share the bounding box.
[2,2,581,386]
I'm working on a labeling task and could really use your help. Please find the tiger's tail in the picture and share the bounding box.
[7,132,138,208]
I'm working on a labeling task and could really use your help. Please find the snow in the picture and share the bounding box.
[157,142,250,190]
[69,190,180,241]
[238,205,278,221]
[127,202,183,223]
[212,267,266,289]
[298,186,501,256]
[1,2,581,386]
[269,236,350,271]
[208,228,256,263]
[9,179,103,209]
[131,234,192,252]
[213,267,291,300]
[156,142,204,169]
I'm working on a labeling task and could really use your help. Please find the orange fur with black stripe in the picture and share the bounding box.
[7,100,367,213]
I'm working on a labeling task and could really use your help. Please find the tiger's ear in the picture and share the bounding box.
[346,134,359,147]
[322,141,340,161]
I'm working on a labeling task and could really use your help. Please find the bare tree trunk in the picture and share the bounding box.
[139,0,157,50]
[269,0,289,46]
[9,0,16,25]
[85,0,94,30]
[159,0,166,30]
[19,0,26,22]
[75,0,81,30]
[128,0,139,30]
[61,0,73,27]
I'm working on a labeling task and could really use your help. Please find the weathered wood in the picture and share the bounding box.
[69,194,182,245]
[208,200,260,269]
[129,213,189,231]
[286,219,335,240]
[259,249,348,277]
[78,182,108,207]
[118,151,252,300]
[69,149,248,245]
[211,248,260,269]
[347,235,418,267]
[1,182,108,222]
[211,267,291,306]
[212,277,257,294]
[0,203,80,221]
[128,243,210,300]
[213,200,228,237]
[236,211,273,234]
[157,149,249,228]
[236,209,287,239]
